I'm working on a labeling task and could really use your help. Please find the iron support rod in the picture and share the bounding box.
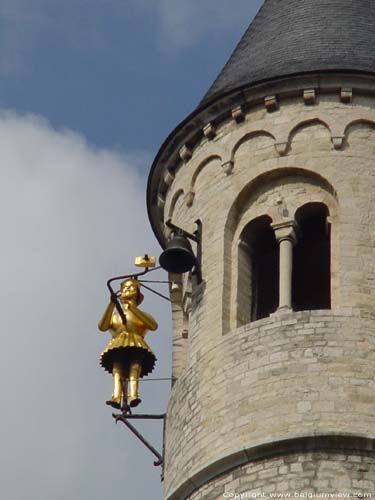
[140,283,171,302]
[193,219,202,284]
[165,219,198,242]
[114,414,164,467]
[118,414,166,420]
[106,266,163,325]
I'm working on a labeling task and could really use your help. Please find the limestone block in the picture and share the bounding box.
[341,87,353,103]
[232,105,245,123]
[274,142,289,155]
[303,89,316,105]
[222,160,234,175]
[179,144,193,162]
[264,95,278,112]
[203,123,216,140]
[331,135,345,149]
[182,193,194,211]
[163,169,175,187]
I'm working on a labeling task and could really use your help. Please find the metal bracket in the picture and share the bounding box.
[113,412,166,480]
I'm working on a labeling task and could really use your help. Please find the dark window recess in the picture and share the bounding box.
[293,203,331,311]
[242,216,279,321]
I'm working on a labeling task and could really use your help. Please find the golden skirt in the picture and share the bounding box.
[100,331,156,377]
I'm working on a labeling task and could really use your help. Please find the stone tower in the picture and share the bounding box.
[147,0,375,497]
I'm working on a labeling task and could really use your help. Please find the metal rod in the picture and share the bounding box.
[140,283,171,302]
[118,414,166,420]
[161,414,166,481]
[139,280,171,284]
[136,377,176,383]
[122,377,175,383]
[193,219,202,284]
[106,267,163,325]
[106,266,162,289]
[165,219,198,242]
[114,414,164,467]
[106,281,127,326]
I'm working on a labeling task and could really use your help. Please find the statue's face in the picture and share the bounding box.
[121,280,139,302]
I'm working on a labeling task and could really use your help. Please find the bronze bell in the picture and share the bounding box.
[159,232,196,273]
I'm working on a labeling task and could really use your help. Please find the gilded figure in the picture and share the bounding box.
[98,278,158,410]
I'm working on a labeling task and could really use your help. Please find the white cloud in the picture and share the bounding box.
[0,111,170,500]
[140,0,264,50]
[0,1,264,75]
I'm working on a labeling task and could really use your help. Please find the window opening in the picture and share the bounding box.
[240,216,279,322]
[293,203,331,311]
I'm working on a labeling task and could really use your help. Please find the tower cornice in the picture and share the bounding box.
[147,72,375,247]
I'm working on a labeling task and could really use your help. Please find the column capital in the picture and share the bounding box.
[271,220,299,245]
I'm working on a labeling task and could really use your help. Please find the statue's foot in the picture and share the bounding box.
[129,397,141,408]
[106,399,121,409]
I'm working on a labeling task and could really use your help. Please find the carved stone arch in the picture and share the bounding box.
[231,130,276,162]
[345,117,375,129]
[288,117,332,139]
[345,119,375,149]
[288,191,338,222]
[223,167,338,333]
[288,118,332,152]
[168,188,185,219]
[228,168,337,228]
[190,154,222,190]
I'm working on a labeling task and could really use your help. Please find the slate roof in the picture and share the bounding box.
[202,0,375,104]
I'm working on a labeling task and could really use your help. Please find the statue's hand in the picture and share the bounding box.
[110,292,118,304]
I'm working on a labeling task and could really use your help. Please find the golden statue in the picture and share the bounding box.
[98,278,158,410]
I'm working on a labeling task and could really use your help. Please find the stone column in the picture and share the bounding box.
[271,220,298,310]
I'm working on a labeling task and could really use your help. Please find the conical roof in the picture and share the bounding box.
[202,0,375,104]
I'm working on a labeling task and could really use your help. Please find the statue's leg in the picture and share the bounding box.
[106,361,123,409]
[129,360,142,407]
[120,374,128,411]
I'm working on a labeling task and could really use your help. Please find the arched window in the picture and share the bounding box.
[238,215,279,323]
[292,203,331,311]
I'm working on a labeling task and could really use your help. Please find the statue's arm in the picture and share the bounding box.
[128,304,158,331]
[98,301,116,331]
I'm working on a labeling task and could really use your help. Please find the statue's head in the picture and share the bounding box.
[120,278,144,305]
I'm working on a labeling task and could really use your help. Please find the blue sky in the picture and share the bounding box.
[0,1,261,156]
[0,2,263,500]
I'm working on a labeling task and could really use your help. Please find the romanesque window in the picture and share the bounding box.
[237,204,331,327]
[292,203,331,311]
[238,215,279,323]
[230,171,336,332]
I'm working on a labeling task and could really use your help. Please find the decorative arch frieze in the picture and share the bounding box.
[345,118,375,144]
[167,188,185,220]
[231,130,276,160]
[190,154,222,190]
[288,118,332,151]
[160,107,375,216]
[344,114,375,136]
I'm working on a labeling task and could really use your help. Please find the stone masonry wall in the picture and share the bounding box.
[164,94,375,361]
[189,451,375,499]
[159,88,375,499]
[164,309,375,497]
